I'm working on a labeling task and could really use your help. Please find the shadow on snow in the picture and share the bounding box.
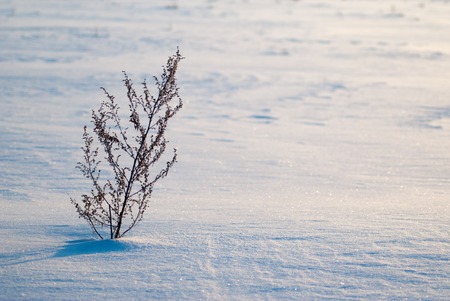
[0,238,131,267]
[53,239,129,257]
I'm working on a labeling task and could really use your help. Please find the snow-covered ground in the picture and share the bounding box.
[1,0,449,299]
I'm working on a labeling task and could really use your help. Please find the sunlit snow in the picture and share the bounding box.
[1,1,449,300]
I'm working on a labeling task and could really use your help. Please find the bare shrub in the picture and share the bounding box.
[71,50,183,239]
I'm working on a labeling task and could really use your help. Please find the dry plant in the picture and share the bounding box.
[71,50,183,239]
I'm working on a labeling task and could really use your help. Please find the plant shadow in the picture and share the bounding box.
[53,239,129,257]
[0,226,131,267]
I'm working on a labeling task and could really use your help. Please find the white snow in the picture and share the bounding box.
[1,0,449,300]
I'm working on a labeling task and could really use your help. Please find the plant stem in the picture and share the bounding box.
[114,97,159,239]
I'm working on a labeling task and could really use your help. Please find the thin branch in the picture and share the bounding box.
[71,50,183,239]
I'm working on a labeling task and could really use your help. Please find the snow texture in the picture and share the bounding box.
[1,0,449,300]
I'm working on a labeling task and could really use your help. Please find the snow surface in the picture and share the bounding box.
[1,0,449,300]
